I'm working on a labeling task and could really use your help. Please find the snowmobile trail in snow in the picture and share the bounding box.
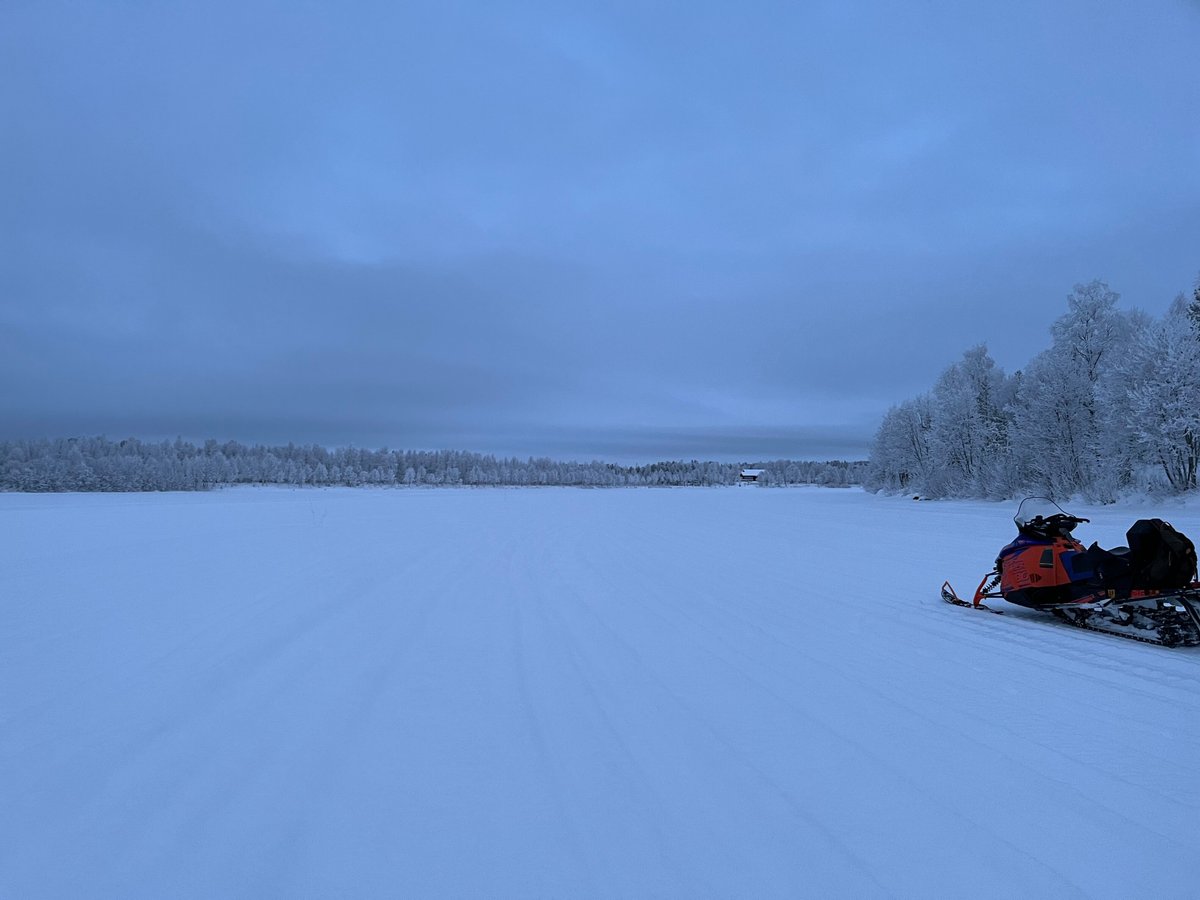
[3,487,1200,898]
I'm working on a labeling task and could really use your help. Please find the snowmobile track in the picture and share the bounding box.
[942,585,1200,648]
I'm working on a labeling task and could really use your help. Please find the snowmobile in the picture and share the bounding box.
[941,498,1200,647]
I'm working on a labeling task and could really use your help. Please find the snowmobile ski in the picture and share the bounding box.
[940,581,1003,614]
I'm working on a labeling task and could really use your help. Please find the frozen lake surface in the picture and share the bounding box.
[3,486,1200,897]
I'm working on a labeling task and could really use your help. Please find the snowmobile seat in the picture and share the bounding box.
[1080,542,1134,598]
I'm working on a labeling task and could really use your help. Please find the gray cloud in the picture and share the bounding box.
[3,1,1199,461]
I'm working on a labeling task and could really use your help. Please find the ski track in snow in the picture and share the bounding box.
[3,487,1200,898]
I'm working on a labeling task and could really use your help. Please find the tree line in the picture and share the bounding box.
[866,277,1200,501]
[0,437,866,492]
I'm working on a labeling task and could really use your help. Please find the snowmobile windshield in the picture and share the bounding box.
[1013,497,1087,538]
[1014,498,1070,529]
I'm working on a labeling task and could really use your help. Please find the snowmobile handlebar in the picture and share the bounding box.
[1043,513,1087,524]
[1021,512,1088,536]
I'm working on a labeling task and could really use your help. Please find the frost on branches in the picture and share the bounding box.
[867,276,1200,500]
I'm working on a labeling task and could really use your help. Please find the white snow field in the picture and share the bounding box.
[3,486,1200,898]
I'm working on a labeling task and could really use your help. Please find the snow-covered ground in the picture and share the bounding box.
[3,486,1199,898]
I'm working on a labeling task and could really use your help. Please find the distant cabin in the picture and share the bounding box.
[739,468,764,483]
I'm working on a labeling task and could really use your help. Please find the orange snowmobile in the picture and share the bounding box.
[942,498,1200,647]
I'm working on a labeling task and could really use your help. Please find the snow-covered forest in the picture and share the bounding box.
[0,437,864,492]
[867,277,1200,501]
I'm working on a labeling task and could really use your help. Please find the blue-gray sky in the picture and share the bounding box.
[3,1,1199,462]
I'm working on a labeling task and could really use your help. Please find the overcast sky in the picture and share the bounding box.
[3,1,1199,462]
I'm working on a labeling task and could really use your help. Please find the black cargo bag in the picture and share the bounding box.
[1126,519,1198,591]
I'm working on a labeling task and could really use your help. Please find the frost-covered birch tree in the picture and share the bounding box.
[1009,281,1138,501]
[1010,348,1095,498]
[1125,297,1200,492]
[925,345,1012,497]
[864,394,934,492]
